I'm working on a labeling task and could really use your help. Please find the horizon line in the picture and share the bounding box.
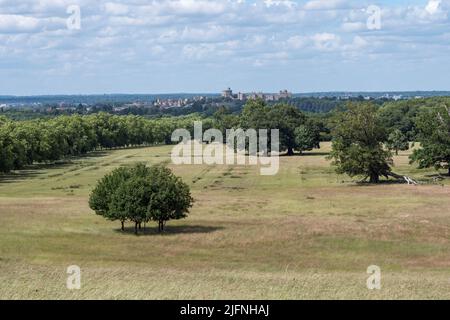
[2,90,450,98]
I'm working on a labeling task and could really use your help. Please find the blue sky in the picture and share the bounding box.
[0,0,449,95]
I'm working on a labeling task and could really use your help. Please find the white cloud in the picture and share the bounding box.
[0,14,41,32]
[285,35,306,49]
[182,43,215,60]
[304,0,346,10]
[264,0,296,8]
[104,2,129,16]
[1,0,450,93]
[426,0,441,15]
[311,33,341,51]
[150,0,227,16]
[341,21,365,32]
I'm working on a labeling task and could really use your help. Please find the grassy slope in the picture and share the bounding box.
[0,143,449,299]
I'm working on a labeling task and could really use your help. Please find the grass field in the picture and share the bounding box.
[0,142,449,299]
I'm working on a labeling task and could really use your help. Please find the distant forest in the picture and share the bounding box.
[0,95,422,120]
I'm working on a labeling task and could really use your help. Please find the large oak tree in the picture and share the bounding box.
[411,105,450,176]
[329,103,393,183]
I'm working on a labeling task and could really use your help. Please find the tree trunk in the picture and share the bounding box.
[384,171,418,185]
[158,220,165,233]
[448,166,450,177]
[121,221,124,232]
[134,222,138,235]
[138,222,141,230]
[287,147,294,156]
[369,173,379,184]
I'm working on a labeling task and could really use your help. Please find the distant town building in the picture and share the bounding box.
[278,90,292,99]
[247,93,258,100]
[153,96,205,109]
[226,89,293,102]
[222,87,233,99]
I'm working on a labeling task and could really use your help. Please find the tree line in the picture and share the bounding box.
[212,100,322,156]
[0,113,208,173]
[0,101,323,173]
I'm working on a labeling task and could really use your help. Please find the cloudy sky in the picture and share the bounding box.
[0,0,449,95]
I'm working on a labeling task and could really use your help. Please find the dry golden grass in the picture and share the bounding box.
[0,143,449,299]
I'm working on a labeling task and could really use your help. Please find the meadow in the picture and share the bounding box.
[0,143,449,299]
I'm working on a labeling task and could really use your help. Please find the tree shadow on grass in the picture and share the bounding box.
[114,225,224,236]
[424,173,450,179]
[354,177,431,186]
[279,151,330,157]
[0,162,74,184]
[0,170,42,184]
[355,180,408,186]
[301,151,330,157]
[0,152,111,185]
[77,151,111,160]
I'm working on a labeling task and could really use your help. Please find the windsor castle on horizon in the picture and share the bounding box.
[221,88,293,102]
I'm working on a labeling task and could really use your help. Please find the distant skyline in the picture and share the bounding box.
[1,0,450,95]
[3,90,450,99]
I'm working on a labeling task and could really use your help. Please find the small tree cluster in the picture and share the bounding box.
[89,164,194,234]
[240,100,321,155]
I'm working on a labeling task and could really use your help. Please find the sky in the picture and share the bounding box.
[0,0,449,95]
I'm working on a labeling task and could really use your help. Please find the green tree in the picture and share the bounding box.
[387,129,409,155]
[213,106,239,142]
[145,165,193,232]
[268,103,306,156]
[410,105,450,176]
[329,103,393,183]
[89,166,132,231]
[240,99,271,131]
[0,120,28,172]
[110,175,151,234]
[294,122,321,155]
[377,100,421,140]
[89,164,193,234]
[0,121,15,173]
[241,100,310,155]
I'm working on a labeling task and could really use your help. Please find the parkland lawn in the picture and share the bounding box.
[0,143,449,299]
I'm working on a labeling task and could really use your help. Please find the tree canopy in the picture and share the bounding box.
[240,99,320,155]
[387,129,409,155]
[294,121,321,154]
[0,113,203,173]
[89,164,193,234]
[410,105,450,176]
[329,103,393,183]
